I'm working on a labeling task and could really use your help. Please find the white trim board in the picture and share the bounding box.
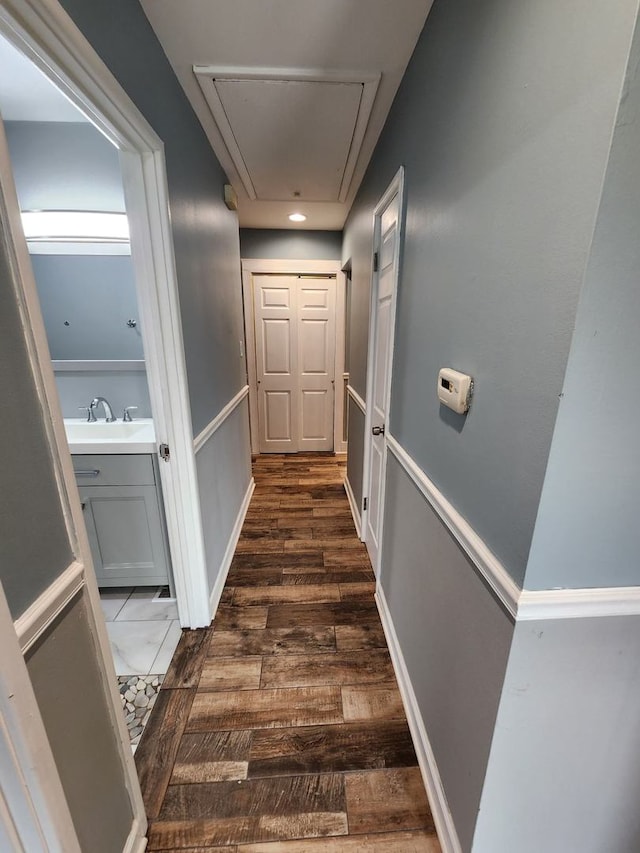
[194,385,249,453]
[209,477,256,619]
[517,587,640,621]
[386,433,640,622]
[386,433,520,620]
[344,475,362,539]
[15,561,85,654]
[346,383,366,414]
[376,585,462,853]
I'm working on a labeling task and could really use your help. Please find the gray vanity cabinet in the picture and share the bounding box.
[72,454,170,587]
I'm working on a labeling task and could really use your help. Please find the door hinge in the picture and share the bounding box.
[363,497,368,511]
[373,251,379,273]
[159,443,170,461]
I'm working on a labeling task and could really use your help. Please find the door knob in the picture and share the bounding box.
[372,425,385,436]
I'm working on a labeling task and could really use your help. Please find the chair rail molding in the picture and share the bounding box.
[346,383,366,415]
[386,433,640,622]
[194,385,249,453]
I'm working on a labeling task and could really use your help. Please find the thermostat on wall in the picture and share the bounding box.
[438,368,473,414]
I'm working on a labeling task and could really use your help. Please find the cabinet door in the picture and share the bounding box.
[79,485,169,586]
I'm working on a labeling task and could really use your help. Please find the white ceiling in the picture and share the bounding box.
[0,34,86,123]
[140,0,433,229]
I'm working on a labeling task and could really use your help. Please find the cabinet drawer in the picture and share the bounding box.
[72,454,155,486]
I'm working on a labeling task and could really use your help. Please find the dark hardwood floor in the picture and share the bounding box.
[135,453,441,852]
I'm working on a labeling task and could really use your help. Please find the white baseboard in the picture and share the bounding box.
[344,475,362,539]
[376,585,462,853]
[209,477,255,619]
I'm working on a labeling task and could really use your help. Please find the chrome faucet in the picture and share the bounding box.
[90,397,116,422]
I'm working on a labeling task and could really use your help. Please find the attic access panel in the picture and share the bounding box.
[194,68,380,203]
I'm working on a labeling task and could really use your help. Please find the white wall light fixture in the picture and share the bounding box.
[21,210,131,255]
[288,213,306,222]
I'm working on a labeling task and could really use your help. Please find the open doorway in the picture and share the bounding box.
[0,6,215,775]
[0,33,182,747]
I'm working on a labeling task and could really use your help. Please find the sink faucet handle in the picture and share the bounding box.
[123,406,138,422]
[78,406,97,423]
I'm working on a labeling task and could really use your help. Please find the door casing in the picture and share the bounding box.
[241,258,347,455]
[361,166,405,574]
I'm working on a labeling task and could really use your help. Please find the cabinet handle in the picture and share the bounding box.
[75,469,101,477]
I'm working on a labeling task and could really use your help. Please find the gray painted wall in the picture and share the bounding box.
[6,122,153,423]
[58,0,247,438]
[5,121,125,211]
[240,228,342,260]
[196,399,252,593]
[26,594,133,853]
[525,15,640,590]
[343,0,639,585]
[55,368,151,419]
[345,398,365,515]
[31,254,143,361]
[382,455,514,851]
[0,235,72,618]
[474,615,640,852]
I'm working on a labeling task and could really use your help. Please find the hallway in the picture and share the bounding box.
[134,453,441,850]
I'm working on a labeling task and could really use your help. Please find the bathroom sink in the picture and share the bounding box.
[64,419,156,454]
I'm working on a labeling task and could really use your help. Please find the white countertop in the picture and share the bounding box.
[64,419,156,454]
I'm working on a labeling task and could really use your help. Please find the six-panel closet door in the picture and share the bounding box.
[253,274,336,453]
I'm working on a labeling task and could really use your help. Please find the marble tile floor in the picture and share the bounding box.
[100,586,182,677]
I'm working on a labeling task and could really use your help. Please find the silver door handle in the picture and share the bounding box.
[372,425,385,436]
[75,469,101,476]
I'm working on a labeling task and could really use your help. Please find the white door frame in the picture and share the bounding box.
[241,258,347,455]
[0,0,210,629]
[361,167,405,572]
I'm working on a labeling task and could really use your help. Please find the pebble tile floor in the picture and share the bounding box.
[134,453,442,851]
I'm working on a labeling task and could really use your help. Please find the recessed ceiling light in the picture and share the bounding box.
[289,213,306,222]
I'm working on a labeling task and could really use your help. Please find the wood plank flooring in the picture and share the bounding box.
[136,453,441,851]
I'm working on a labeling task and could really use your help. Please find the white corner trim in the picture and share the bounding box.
[194,385,249,454]
[209,477,256,619]
[14,561,85,654]
[376,585,462,853]
[386,434,520,620]
[517,586,640,621]
[346,384,366,415]
[344,476,362,539]
[122,817,147,853]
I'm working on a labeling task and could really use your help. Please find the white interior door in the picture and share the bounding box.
[365,175,402,571]
[254,275,299,453]
[298,278,336,451]
[254,274,336,453]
